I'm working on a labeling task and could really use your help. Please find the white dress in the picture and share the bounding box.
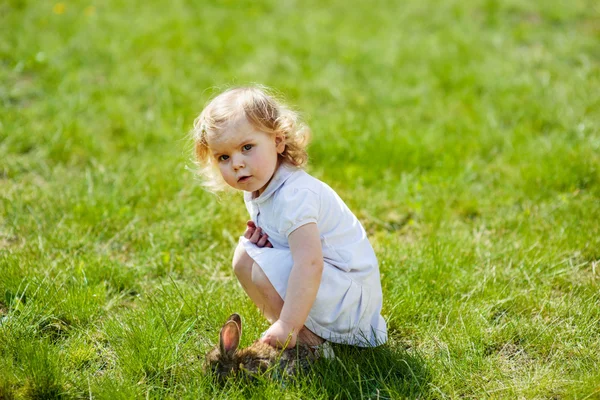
[239,163,387,347]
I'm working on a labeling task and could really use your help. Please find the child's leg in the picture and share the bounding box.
[232,243,324,345]
[232,242,282,323]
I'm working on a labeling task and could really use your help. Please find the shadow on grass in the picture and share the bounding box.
[311,343,430,399]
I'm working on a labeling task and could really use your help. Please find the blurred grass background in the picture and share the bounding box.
[1,0,599,398]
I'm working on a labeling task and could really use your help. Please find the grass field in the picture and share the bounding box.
[1,0,599,398]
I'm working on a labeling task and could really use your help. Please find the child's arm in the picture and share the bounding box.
[260,222,323,348]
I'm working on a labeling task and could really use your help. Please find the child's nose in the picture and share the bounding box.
[232,154,245,170]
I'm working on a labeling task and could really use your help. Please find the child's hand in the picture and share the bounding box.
[260,319,297,349]
[244,220,273,248]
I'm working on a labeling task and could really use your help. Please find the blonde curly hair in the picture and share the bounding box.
[191,86,311,191]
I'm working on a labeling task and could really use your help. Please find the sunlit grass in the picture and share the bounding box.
[1,0,599,398]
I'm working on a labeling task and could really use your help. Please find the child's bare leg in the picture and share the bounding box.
[232,244,325,345]
[249,262,284,323]
[297,327,325,346]
[232,243,282,323]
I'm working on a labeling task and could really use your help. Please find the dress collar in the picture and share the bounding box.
[244,163,298,204]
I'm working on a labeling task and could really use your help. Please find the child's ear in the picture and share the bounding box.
[275,133,286,154]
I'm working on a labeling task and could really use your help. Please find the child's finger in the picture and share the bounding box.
[244,220,256,238]
[249,227,262,243]
[244,226,255,239]
[259,335,275,347]
[256,233,269,247]
[266,241,273,248]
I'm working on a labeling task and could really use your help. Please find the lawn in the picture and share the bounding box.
[1,0,599,398]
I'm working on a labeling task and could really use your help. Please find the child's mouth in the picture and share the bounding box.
[238,176,251,183]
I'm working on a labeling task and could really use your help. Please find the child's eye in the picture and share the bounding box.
[242,144,253,151]
[218,155,229,162]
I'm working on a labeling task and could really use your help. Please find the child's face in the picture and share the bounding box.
[207,117,285,195]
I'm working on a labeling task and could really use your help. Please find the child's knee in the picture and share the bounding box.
[232,244,253,278]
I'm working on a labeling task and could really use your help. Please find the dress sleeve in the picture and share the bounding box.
[276,187,321,237]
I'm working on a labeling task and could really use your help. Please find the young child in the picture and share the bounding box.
[192,86,387,353]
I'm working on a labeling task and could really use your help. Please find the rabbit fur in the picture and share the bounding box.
[204,313,319,380]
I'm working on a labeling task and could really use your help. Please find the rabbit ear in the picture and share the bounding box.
[226,313,242,336]
[219,320,241,357]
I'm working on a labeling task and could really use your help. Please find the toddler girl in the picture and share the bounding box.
[192,86,387,352]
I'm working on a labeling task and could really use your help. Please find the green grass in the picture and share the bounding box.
[1,0,599,398]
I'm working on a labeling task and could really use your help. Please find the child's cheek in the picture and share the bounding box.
[219,165,231,181]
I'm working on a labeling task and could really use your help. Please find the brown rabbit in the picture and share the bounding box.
[204,313,319,380]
